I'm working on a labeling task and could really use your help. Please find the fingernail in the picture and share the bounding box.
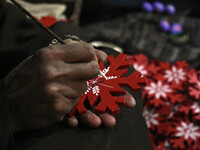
[127,99,136,107]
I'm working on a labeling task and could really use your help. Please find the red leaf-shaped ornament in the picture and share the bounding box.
[68,54,146,117]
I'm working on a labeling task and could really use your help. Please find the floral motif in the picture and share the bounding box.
[145,81,172,99]
[164,66,186,84]
[133,63,148,76]
[143,107,159,128]
[176,122,200,140]
[127,53,200,150]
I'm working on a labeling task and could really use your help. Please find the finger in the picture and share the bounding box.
[95,50,108,64]
[64,38,73,44]
[44,81,85,100]
[63,116,78,127]
[63,80,87,98]
[43,83,82,113]
[42,59,100,81]
[65,61,100,80]
[124,91,136,108]
[46,80,87,99]
[98,113,116,127]
[79,110,101,128]
[51,41,98,63]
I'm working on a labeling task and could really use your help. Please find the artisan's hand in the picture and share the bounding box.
[63,91,136,128]
[63,49,136,128]
[5,39,101,132]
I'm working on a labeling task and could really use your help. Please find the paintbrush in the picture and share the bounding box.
[10,0,106,79]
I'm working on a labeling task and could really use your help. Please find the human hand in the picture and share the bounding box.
[5,39,102,132]
[63,90,136,128]
[63,48,136,128]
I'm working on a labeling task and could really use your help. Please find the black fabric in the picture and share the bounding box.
[0,1,153,149]
[0,80,10,150]
[0,3,50,78]
[82,12,200,69]
[80,0,200,26]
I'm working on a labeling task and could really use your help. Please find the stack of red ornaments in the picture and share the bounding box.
[127,54,200,150]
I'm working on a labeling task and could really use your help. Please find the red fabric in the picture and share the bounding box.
[127,54,200,150]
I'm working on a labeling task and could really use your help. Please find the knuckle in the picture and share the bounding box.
[45,68,57,80]
[35,48,53,62]
[66,89,79,99]
[44,84,59,97]
[82,43,96,58]
[63,38,73,44]
[96,50,108,63]
[53,101,65,112]
[66,97,79,109]
[52,98,78,114]
[53,114,65,122]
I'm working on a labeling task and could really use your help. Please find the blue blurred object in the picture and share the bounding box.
[171,23,182,34]
[153,1,165,12]
[159,20,170,32]
[166,4,176,15]
[100,0,144,8]
[142,1,154,12]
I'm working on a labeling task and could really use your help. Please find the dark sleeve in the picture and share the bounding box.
[0,2,83,79]
[0,79,12,150]
[0,1,83,149]
[0,2,55,148]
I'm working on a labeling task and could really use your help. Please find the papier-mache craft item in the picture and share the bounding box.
[68,54,146,117]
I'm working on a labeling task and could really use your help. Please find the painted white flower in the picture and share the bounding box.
[164,66,186,84]
[145,81,172,99]
[92,86,100,96]
[191,103,200,114]
[143,107,159,128]
[85,67,116,95]
[99,67,110,78]
[133,63,147,76]
[176,122,200,140]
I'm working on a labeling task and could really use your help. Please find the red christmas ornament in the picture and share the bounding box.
[68,54,146,117]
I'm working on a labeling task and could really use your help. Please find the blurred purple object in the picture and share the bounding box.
[153,1,165,12]
[142,1,154,12]
[171,23,182,34]
[159,20,170,32]
[166,4,176,15]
